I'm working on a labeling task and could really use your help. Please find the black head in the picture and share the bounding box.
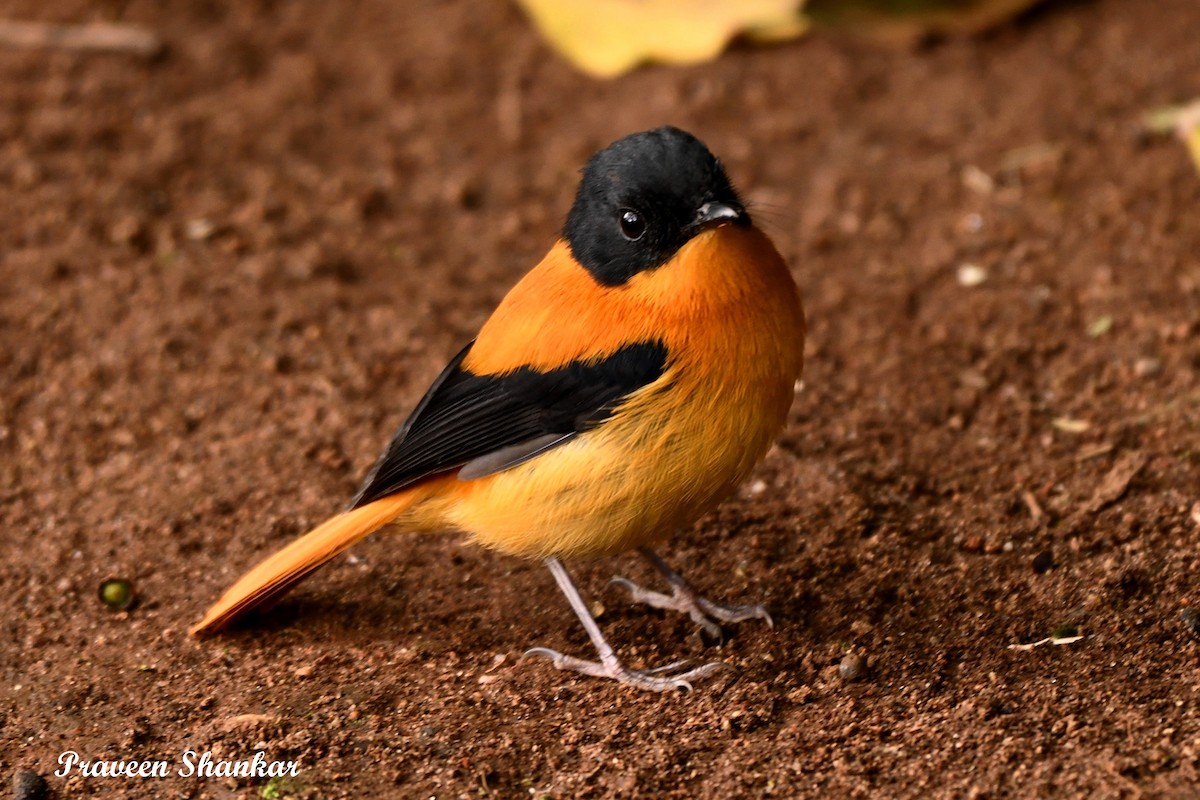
[563,127,749,287]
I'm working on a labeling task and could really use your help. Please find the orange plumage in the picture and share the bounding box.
[192,127,805,691]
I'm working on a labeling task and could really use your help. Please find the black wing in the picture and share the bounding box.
[349,340,668,508]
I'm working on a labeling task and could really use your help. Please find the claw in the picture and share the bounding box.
[610,561,771,640]
[524,646,725,692]
[535,557,751,692]
[522,646,562,663]
[610,574,722,637]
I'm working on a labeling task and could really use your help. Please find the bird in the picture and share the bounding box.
[190,126,806,691]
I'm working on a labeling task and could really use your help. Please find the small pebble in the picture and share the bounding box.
[98,578,136,611]
[13,770,48,800]
[185,218,216,240]
[1133,357,1162,378]
[1181,608,1200,639]
[1032,551,1055,574]
[838,653,868,682]
[1087,315,1114,338]
[961,166,995,195]
[957,263,987,287]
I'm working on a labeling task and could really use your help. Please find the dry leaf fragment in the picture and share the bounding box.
[1051,417,1091,433]
[1143,99,1200,177]
[1087,315,1114,338]
[1082,451,1147,515]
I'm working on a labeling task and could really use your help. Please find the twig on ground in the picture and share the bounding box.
[1007,634,1084,652]
[0,18,163,57]
[1021,490,1045,522]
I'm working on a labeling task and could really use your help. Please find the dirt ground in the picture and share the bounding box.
[2,0,1199,797]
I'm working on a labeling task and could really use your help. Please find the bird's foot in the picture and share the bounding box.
[609,576,773,640]
[523,647,728,692]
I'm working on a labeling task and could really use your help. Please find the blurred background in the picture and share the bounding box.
[2,1,1199,798]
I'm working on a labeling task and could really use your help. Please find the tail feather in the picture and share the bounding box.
[190,492,418,635]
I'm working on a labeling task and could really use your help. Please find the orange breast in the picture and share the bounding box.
[402,224,805,558]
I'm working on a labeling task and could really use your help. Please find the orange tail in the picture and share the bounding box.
[190,492,419,635]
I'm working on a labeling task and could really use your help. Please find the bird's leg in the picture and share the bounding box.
[610,547,774,639]
[524,557,727,692]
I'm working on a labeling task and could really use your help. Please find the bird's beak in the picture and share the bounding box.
[693,200,748,231]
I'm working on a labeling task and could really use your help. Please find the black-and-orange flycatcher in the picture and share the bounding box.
[191,127,806,691]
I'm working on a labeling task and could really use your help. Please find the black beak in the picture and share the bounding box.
[692,200,749,231]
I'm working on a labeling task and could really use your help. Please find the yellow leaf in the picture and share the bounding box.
[1183,115,1200,176]
[1141,99,1200,178]
[514,0,808,78]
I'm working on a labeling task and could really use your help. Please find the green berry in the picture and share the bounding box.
[99,579,135,611]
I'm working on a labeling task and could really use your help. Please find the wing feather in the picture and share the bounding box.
[350,340,668,508]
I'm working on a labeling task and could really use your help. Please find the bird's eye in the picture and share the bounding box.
[618,209,646,241]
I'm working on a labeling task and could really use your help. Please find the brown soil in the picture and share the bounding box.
[3,1,1200,797]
